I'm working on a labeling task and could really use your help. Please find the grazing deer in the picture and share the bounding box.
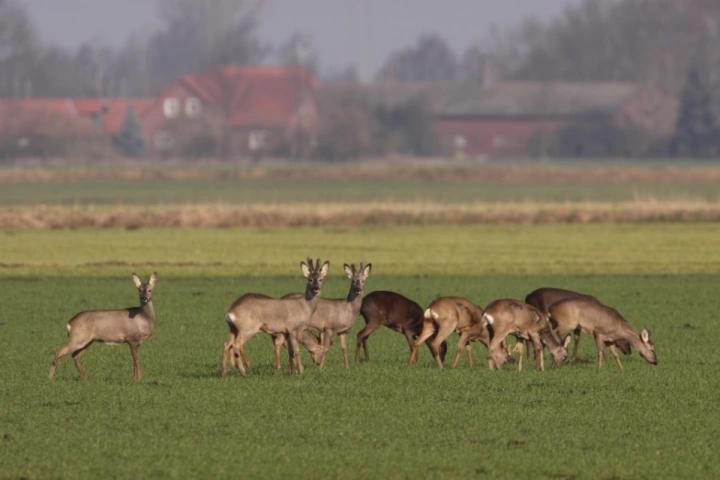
[547,297,656,370]
[48,272,158,381]
[525,287,632,361]
[407,296,511,370]
[355,291,447,364]
[221,258,329,378]
[482,299,571,372]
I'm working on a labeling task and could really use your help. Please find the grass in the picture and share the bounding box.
[1,225,719,478]
[2,177,720,206]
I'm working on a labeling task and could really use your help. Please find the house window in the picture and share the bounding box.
[185,97,201,118]
[154,131,175,151]
[163,98,180,118]
[493,135,506,148]
[248,130,268,152]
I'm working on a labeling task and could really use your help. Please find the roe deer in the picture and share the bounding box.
[221,258,329,378]
[407,296,511,370]
[48,272,158,381]
[547,297,656,370]
[283,263,371,368]
[224,294,325,373]
[525,287,631,361]
[355,291,447,364]
[482,299,571,372]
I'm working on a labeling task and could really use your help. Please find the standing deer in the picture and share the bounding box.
[221,258,329,378]
[48,272,158,381]
[407,296,511,370]
[547,297,656,370]
[355,291,447,364]
[482,299,571,372]
[525,287,632,361]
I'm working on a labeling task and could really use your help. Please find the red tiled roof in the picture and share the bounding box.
[0,99,93,135]
[72,98,154,133]
[170,66,319,127]
[0,98,155,135]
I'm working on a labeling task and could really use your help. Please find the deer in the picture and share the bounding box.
[482,299,571,372]
[525,287,632,361]
[224,294,325,373]
[48,272,158,381]
[547,297,656,370]
[355,291,447,364]
[221,258,329,378]
[406,296,512,370]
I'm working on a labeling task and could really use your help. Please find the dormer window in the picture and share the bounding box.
[163,98,180,118]
[185,97,201,118]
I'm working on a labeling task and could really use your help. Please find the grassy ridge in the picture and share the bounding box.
[1,273,718,479]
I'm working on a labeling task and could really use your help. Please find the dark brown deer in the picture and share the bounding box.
[221,258,329,378]
[407,296,511,370]
[355,291,447,364]
[49,273,158,381]
[548,297,656,370]
[525,287,632,361]
[482,299,570,371]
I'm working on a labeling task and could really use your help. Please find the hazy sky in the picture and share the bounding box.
[23,0,577,79]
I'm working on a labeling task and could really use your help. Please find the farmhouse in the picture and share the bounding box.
[328,81,678,158]
[0,66,320,158]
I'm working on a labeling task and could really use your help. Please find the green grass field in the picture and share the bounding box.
[2,177,720,205]
[1,225,719,479]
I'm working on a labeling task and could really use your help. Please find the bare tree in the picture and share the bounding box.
[0,0,40,97]
[147,0,268,86]
[376,33,459,83]
[276,32,319,76]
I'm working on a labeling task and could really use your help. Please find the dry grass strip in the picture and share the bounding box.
[2,200,720,229]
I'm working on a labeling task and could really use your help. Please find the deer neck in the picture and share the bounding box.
[615,323,642,349]
[304,285,321,312]
[346,287,363,310]
[139,300,155,322]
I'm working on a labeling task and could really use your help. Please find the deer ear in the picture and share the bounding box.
[300,262,311,278]
[641,329,650,343]
[149,272,158,287]
[319,261,330,277]
[343,264,353,278]
[362,263,372,277]
[563,335,572,349]
[132,273,142,288]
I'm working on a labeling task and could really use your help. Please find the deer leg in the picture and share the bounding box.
[531,334,544,371]
[319,329,333,369]
[608,343,624,370]
[571,328,581,362]
[232,337,248,378]
[71,344,91,380]
[356,321,381,363]
[129,342,141,381]
[338,333,350,369]
[515,341,525,372]
[272,334,286,371]
[452,331,471,369]
[407,321,435,368]
[430,324,455,369]
[288,331,304,375]
[464,343,473,368]
[49,344,74,379]
[594,334,604,370]
[222,331,237,378]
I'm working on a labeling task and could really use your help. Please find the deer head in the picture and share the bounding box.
[132,272,157,305]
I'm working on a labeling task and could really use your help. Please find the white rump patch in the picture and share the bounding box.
[424,308,438,320]
[66,324,71,333]
[225,313,235,325]
[483,314,494,325]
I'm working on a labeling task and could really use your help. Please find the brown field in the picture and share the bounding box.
[3,199,720,229]
[4,162,720,183]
